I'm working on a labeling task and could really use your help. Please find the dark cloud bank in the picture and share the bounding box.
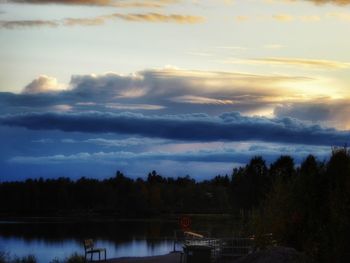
[1,111,349,146]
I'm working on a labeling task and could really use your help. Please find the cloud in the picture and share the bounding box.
[299,15,321,22]
[269,0,350,6]
[8,142,331,165]
[0,20,59,29]
[275,100,350,129]
[327,12,350,21]
[7,0,179,7]
[1,111,349,146]
[32,138,55,143]
[61,137,167,147]
[0,68,314,116]
[109,13,204,24]
[105,103,164,110]
[272,14,294,22]
[8,0,113,5]
[63,17,106,26]
[63,12,204,27]
[234,57,350,69]
[22,75,65,94]
[0,12,204,29]
[234,14,322,23]
[170,95,234,105]
[305,0,350,5]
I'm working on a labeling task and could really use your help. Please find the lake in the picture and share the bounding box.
[0,216,238,262]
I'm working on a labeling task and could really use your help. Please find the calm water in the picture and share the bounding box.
[0,219,181,262]
[0,217,238,262]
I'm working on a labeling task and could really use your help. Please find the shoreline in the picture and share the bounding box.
[105,252,182,263]
[0,213,237,223]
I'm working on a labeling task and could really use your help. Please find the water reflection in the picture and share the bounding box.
[0,217,238,262]
[0,236,178,263]
[0,220,180,263]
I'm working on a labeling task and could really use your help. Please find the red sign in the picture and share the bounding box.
[179,216,191,230]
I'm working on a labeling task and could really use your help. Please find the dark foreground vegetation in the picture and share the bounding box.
[0,252,84,263]
[1,148,349,262]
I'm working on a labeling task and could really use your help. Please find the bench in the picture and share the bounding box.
[83,239,107,262]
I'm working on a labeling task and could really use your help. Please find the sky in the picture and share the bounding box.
[0,0,350,181]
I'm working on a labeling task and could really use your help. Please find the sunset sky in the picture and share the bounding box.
[1,0,350,181]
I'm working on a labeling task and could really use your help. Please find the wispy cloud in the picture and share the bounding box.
[326,12,350,21]
[7,0,179,8]
[0,12,204,29]
[299,15,321,22]
[8,0,113,5]
[109,13,204,24]
[233,14,321,23]
[170,95,234,105]
[272,14,294,22]
[0,19,59,29]
[32,138,55,143]
[61,137,167,147]
[8,143,331,165]
[63,17,106,26]
[105,103,164,110]
[267,0,350,6]
[305,0,350,6]
[228,57,350,70]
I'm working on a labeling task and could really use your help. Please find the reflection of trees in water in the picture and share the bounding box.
[0,220,177,243]
[0,217,240,245]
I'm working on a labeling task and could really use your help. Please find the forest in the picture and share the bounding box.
[0,148,349,262]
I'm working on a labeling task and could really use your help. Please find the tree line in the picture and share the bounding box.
[0,170,232,216]
[0,157,292,216]
[0,148,349,261]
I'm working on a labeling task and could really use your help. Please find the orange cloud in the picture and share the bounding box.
[272,14,294,22]
[9,0,113,5]
[306,0,350,5]
[8,0,179,7]
[0,12,204,29]
[110,13,205,24]
[231,57,350,70]
[0,20,59,29]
